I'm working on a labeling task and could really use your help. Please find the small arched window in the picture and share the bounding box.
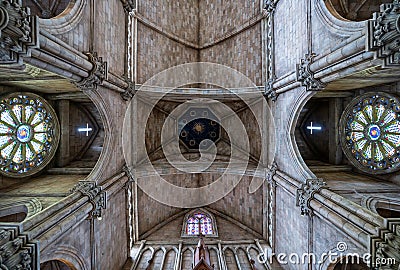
[182,209,218,237]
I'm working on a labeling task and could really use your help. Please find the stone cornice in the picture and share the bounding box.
[367,0,400,67]
[0,225,39,270]
[0,0,39,67]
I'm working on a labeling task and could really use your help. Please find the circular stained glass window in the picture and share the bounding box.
[0,92,60,177]
[339,92,400,174]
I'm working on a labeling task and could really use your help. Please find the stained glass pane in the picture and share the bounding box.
[186,217,199,235]
[364,105,373,121]
[355,139,367,152]
[0,124,12,134]
[384,121,400,134]
[351,121,364,131]
[340,93,400,174]
[25,106,35,121]
[200,217,213,235]
[2,142,16,159]
[0,92,60,177]
[12,105,23,122]
[31,112,44,126]
[1,110,16,127]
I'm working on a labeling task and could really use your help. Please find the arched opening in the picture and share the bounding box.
[22,0,73,19]
[376,208,400,218]
[324,0,393,21]
[295,89,400,192]
[0,210,27,222]
[40,260,75,270]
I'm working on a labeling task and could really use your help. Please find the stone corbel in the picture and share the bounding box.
[0,0,39,67]
[263,79,278,102]
[120,80,136,101]
[296,178,326,216]
[266,161,278,184]
[75,52,108,91]
[367,0,400,67]
[71,181,107,220]
[296,53,326,91]
[370,221,400,269]
[120,0,136,14]
[122,164,135,189]
[0,225,39,270]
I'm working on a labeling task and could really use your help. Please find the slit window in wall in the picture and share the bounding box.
[182,209,218,237]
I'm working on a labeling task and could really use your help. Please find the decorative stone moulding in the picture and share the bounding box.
[296,178,326,216]
[339,92,400,174]
[0,92,60,178]
[370,220,400,269]
[296,53,326,91]
[71,181,107,219]
[0,225,39,270]
[75,52,108,91]
[0,0,39,67]
[367,0,400,67]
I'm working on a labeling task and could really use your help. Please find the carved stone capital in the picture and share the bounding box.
[71,181,107,219]
[367,0,400,67]
[296,53,326,91]
[120,80,136,101]
[266,162,278,184]
[296,178,326,216]
[0,0,39,66]
[120,0,136,13]
[122,164,135,189]
[0,226,39,270]
[264,79,278,102]
[76,52,108,91]
[263,0,277,14]
[370,221,400,269]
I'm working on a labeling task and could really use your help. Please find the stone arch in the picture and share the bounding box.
[81,88,115,184]
[222,247,239,270]
[40,245,89,270]
[38,0,87,35]
[0,198,42,221]
[40,259,76,270]
[285,88,316,180]
[314,0,364,37]
[322,0,392,22]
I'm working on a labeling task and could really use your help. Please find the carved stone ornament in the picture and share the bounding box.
[0,225,39,270]
[296,53,326,91]
[122,164,135,189]
[263,0,277,14]
[296,178,326,216]
[71,181,107,219]
[367,0,400,67]
[75,52,108,91]
[266,162,278,183]
[370,221,400,270]
[264,79,278,102]
[120,0,135,13]
[120,80,136,101]
[0,0,39,66]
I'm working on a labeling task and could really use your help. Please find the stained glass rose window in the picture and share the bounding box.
[0,92,60,177]
[340,92,400,174]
